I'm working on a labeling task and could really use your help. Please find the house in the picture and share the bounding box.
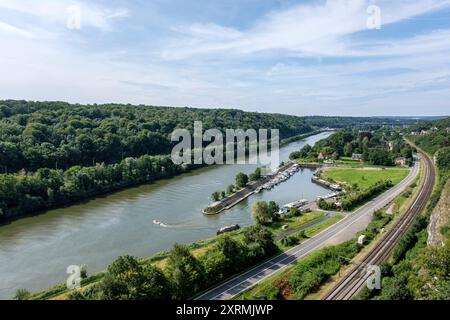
[331,151,339,160]
[395,157,407,167]
[352,153,363,161]
[318,152,325,160]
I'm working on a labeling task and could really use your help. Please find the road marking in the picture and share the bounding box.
[197,163,419,300]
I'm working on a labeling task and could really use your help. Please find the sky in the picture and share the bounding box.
[0,0,450,116]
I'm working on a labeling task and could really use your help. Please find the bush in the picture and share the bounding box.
[392,215,428,264]
[165,244,205,300]
[281,236,300,247]
[235,172,249,188]
[252,201,276,226]
[289,241,359,299]
[14,289,31,300]
[340,180,393,211]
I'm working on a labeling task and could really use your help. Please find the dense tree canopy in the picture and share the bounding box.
[290,128,414,166]
[0,100,427,221]
[0,100,315,173]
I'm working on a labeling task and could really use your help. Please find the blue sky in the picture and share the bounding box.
[1,0,450,116]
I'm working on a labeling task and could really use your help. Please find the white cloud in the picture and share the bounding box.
[0,0,129,31]
[162,0,450,59]
[0,21,35,38]
[0,0,449,116]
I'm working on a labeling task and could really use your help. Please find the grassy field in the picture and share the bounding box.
[303,216,343,238]
[322,167,409,191]
[237,165,422,301]
[33,210,334,300]
[237,215,345,299]
[268,211,324,233]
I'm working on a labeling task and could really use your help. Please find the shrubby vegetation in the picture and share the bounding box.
[364,118,450,300]
[0,100,316,173]
[0,101,422,221]
[65,225,277,300]
[280,235,302,247]
[407,117,450,155]
[0,154,191,221]
[243,211,392,300]
[289,241,360,299]
[252,200,279,226]
[290,128,414,166]
[318,180,393,211]
[235,172,249,189]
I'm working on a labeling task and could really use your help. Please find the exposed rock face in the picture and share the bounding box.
[427,180,450,247]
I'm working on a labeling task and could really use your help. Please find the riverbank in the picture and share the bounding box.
[280,129,334,146]
[203,162,299,215]
[1,129,326,227]
[28,209,340,300]
[0,132,334,299]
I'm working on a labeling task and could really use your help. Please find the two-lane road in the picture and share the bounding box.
[196,161,420,300]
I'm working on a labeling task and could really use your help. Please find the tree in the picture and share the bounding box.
[140,265,171,300]
[226,184,235,195]
[252,201,274,226]
[368,148,394,166]
[14,289,31,300]
[201,249,228,286]
[101,255,145,300]
[100,256,171,300]
[437,147,450,170]
[216,235,244,267]
[235,172,249,189]
[249,168,262,182]
[80,264,88,279]
[344,142,353,156]
[268,201,280,215]
[165,244,204,299]
[381,275,413,300]
[243,225,276,259]
[211,191,221,202]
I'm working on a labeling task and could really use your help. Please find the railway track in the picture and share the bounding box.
[323,151,436,300]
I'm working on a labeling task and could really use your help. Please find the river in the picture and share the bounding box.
[0,132,332,299]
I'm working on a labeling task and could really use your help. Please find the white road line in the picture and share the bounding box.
[197,163,419,300]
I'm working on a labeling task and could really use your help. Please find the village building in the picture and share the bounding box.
[352,153,363,161]
[395,157,407,167]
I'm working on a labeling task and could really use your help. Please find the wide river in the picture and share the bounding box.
[0,132,332,299]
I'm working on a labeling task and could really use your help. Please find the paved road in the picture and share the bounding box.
[195,161,420,300]
[274,214,333,241]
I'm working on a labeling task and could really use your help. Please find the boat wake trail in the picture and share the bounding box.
[152,219,211,230]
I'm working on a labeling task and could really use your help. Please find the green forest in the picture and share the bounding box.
[0,100,422,222]
[359,118,450,300]
[290,128,415,166]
